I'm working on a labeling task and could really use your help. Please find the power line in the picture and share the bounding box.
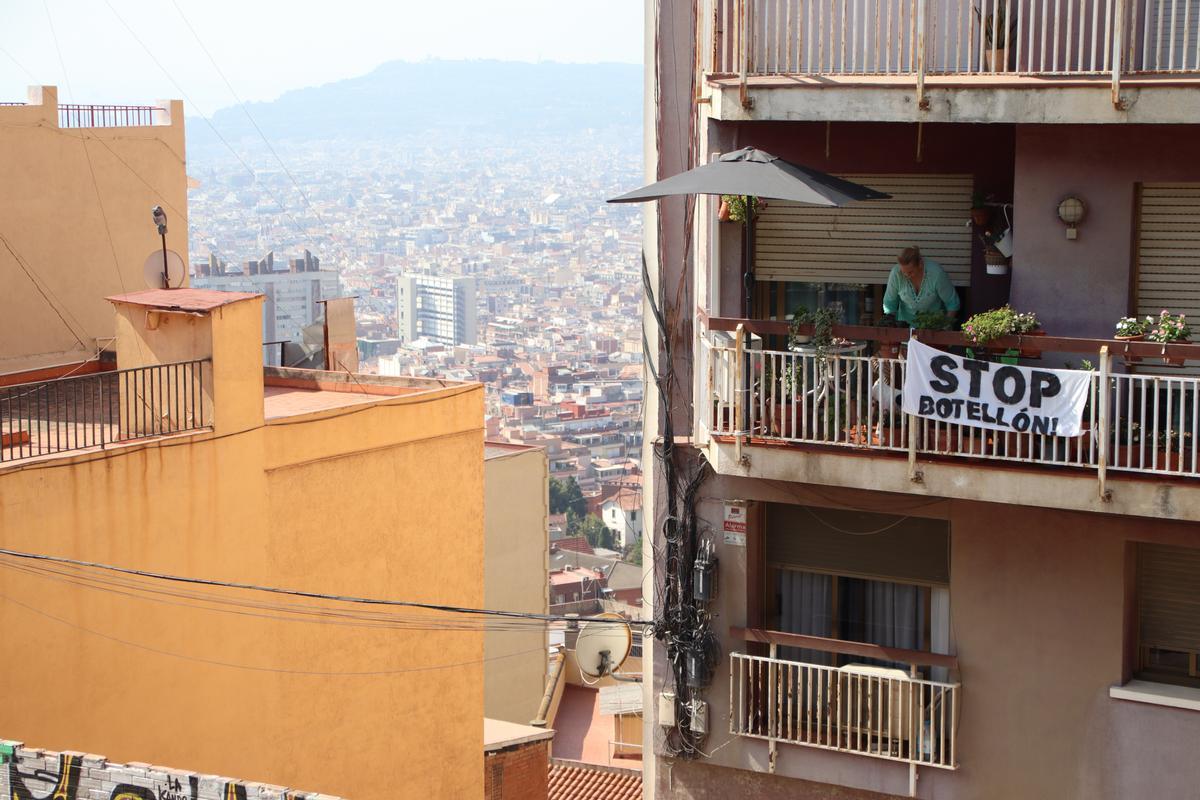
[0,546,646,628]
[3,591,549,677]
[99,0,318,244]
[43,0,137,341]
[167,0,327,231]
[0,230,89,348]
[0,41,39,83]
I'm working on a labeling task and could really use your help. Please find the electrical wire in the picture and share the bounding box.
[2,591,548,677]
[0,41,39,83]
[803,506,912,536]
[167,0,327,231]
[99,0,321,244]
[0,230,89,349]
[0,546,646,629]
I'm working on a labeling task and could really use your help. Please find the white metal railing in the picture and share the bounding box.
[730,652,959,769]
[702,335,1200,480]
[708,0,1200,78]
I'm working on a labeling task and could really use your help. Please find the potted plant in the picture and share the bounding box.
[720,195,765,225]
[789,308,815,345]
[1145,309,1192,366]
[970,191,990,227]
[912,310,955,331]
[1152,428,1193,473]
[1115,315,1149,364]
[975,5,1014,72]
[962,305,1044,358]
[789,306,839,354]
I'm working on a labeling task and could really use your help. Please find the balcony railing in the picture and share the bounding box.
[700,320,1200,482]
[0,360,208,463]
[57,104,164,128]
[707,0,1199,102]
[729,628,959,770]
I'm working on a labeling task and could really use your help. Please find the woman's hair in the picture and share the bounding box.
[898,246,922,266]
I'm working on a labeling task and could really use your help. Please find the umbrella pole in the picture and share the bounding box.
[741,196,755,437]
[742,195,754,320]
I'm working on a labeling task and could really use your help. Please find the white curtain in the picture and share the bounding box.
[777,569,832,665]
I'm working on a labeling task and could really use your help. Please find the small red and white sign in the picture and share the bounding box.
[723,502,747,546]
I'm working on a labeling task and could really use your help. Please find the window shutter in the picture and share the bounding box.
[765,505,949,586]
[1138,543,1200,655]
[753,174,974,286]
[1137,183,1200,321]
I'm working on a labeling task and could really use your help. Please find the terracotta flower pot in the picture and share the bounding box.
[971,207,991,226]
[717,198,732,222]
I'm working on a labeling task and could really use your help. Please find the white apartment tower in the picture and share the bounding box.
[396,274,478,346]
[193,250,340,344]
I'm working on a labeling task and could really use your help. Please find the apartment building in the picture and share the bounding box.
[641,3,1200,798]
[397,273,478,345]
[194,249,341,346]
[0,288,486,800]
[0,86,187,375]
[484,441,551,725]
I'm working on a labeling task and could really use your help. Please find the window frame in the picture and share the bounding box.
[1134,542,1200,689]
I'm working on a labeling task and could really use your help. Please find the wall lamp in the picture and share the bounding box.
[1057,195,1086,240]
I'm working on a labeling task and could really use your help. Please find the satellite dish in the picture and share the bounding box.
[576,612,633,679]
[142,249,186,289]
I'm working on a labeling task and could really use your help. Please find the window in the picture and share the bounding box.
[764,504,951,677]
[630,510,637,522]
[1136,543,1200,688]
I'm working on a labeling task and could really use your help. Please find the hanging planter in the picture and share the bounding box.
[984,248,1010,276]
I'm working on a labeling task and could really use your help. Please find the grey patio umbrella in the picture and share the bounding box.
[608,146,890,206]
[608,147,889,316]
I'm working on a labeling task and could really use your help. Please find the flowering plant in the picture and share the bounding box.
[1115,316,1150,338]
[1145,310,1191,343]
[961,305,1041,346]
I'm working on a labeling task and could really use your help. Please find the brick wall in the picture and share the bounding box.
[484,739,549,800]
[0,741,342,800]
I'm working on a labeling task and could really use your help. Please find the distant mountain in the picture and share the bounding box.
[191,60,642,148]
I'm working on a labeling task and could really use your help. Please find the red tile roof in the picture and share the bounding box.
[548,760,641,800]
[552,537,594,555]
[107,288,260,311]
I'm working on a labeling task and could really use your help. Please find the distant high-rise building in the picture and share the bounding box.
[396,273,478,346]
[194,249,339,344]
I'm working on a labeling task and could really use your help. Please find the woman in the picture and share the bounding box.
[882,245,960,325]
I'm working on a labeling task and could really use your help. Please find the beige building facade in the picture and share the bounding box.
[0,86,188,376]
[484,441,550,724]
[0,289,486,800]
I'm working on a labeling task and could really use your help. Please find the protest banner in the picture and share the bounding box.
[902,339,1091,437]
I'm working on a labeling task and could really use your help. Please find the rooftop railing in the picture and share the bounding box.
[57,103,164,128]
[0,360,209,464]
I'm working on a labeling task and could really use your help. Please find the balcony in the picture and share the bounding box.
[698,316,1200,519]
[0,361,209,464]
[729,629,959,775]
[702,0,1200,123]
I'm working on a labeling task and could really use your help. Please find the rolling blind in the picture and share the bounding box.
[1137,183,1200,320]
[753,174,974,286]
[765,505,950,586]
[1138,543,1200,654]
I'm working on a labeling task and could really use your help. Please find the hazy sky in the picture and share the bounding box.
[1,0,643,116]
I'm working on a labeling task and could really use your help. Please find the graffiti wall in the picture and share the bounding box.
[0,741,342,800]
